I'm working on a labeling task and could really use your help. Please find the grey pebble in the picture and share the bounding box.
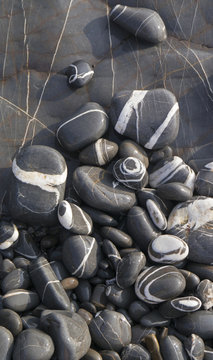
[0,309,22,336]
[113,157,148,190]
[184,334,205,360]
[81,206,118,227]
[156,182,193,201]
[1,268,30,294]
[116,251,146,288]
[160,333,188,360]
[159,296,202,319]
[66,59,94,88]
[0,326,14,360]
[119,140,149,168]
[140,309,170,328]
[79,138,118,166]
[175,311,213,339]
[195,162,213,197]
[101,226,133,248]
[2,289,39,313]
[121,343,151,360]
[150,146,173,164]
[0,221,19,250]
[128,300,150,323]
[105,284,136,309]
[196,279,213,310]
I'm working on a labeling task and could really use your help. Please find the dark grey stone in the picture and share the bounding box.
[119,140,149,168]
[50,260,69,281]
[116,251,146,288]
[137,188,173,217]
[79,138,118,166]
[121,343,151,360]
[140,309,170,327]
[0,259,16,280]
[14,230,41,260]
[149,146,173,164]
[100,350,121,360]
[156,182,193,201]
[2,289,39,313]
[196,279,213,310]
[66,59,94,88]
[113,157,148,190]
[21,315,40,329]
[0,326,13,360]
[13,257,30,270]
[175,311,213,340]
[0,309,22,336]
[160,334,188,360]
[184,334,205,360]
[179,269,200,292]
[102,239,121,270]
[0,221,19,250]
[75,279,92,303]
[159,296,202,319]
[1,268,30,293]
[101,226,132,248]
[81,206,118,227]
[195,162,213,196]
[186,262,213,282]
[128,301,150,323]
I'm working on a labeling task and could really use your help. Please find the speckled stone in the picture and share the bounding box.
[110,5,167,44]
[113,157,148,190]
[101,226,133,248]
[196,279,213,310]
[184,334,205,360]
[58,200,93,235]
[62,235,101,279]
[89,310,131,352]
[119,140,149,168]
[110,89,179,150]
[121,343,151,360]
[0,221,19,250]
[159,296,202,319]
[0,309,22,336]
[12,329,55,360]
[2,289,39,313]
[29,256,71,310]
[56,102,109,152]
[195,162,213,196]
[0,326,14,360]
[116,251,146,288]
[66,59,94,88]
[135,266,186,304]
[175,311,213,339]
[156,182,193,201]
[79,138,118,166]
[1,268,30,294]
[9,145,67,226]
[73,166,136,214]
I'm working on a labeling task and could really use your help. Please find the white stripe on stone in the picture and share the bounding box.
[0,224,19,250]
[112,5,127,21]
[58,200,73,230]
[72,237,96,276]
[73,204,92,234]
[42,280,60,302]
[95,139,106,166]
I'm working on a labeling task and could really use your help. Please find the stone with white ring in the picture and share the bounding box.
[113,157,148,190]
[0,221,19,250]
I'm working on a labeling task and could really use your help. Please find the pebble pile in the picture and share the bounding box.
[0,4,212,360]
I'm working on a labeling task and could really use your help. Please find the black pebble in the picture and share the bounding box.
[66,59,94,88]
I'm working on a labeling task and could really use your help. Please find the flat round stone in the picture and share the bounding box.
[89,310,131,352]
[0,221,19,250]
[12,329,55,360]
[9,145,67,226]
[79,138,118,166]
[56,102,109,152]
[121,344,151,360]
[135,266,186,304]
[113,157,148,190]
[66,59,94,88]
[119,140,149,168]
[116,251,146,289]
[148,235,189,264]
[73,166,136,214]
[110,89,179,150]
[0,309,22,336]
[156,182,193,201]
[2,289,40,313]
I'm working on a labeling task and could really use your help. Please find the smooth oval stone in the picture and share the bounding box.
[135,266,186,304]
[128,301,150,323]
[89,310,131,352]
[186,262,213,282]
[13,257,30,270]
[159,296,202,319]
[0,221,19,250]
[121,343,151,360]
[149,146,173,164]
[101,226,132,248]
[116,251,146,288]
[22,315,40,329]
[62,235,101,279]
[160,334,188,360]
[9,145,67,226]
[1,268,30,294]
[131,325,157,344]
[110,5,166,44]
[0,309,22,336]
[66,59,94,88]
[79,138,118,166]
[175,311,213,339]
[2,289,39,312]
[61,277,79,290]
[179,269,200,291]
[119,140,149,168]
[82,348,102,360]
[12,329,54,360]
[81,206,118,227]
[0,326,14,360]
[29,256,70,310]
[100,350,121,360]
[148,235,189,265]
[167,197,213,264]
[146,199,167,230]
[41,311,91,360]
[14,230,40,260]
[50,260,69,281]
[75,279,92,303]
[127,206,161,252]
[102,239,121,270]
[81,302,97,315]
[110,89,179,150]
[149,156,195,190]
[58,200,93,235]
[140,309,170,327]
[156,182,193,201]
[137,188,173,217]
[145,334,163,360]
[73,166,136,214]
[195,162,213,197]
[0,259,16,279]
[91,284,108,309]
[78,308,93,325]
[106,284,136,309]
[184,334,205,360]
[56,102,109,152]
[196,279,213,310]
[113,157,148,190]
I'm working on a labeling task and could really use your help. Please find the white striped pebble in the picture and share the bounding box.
[113,156,147,190]
[0,222,19,250]
[146,199,167,230]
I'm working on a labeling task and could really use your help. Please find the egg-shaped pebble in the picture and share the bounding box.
[175,311,213,339]
[146,199,167,230]
[113,157,148,190]
[66,59,94,88]
[160,333,188,360]
[89,310,131,352]
[110,5,167,44]
[0,309,22,336]
[101,226,133,248]
[121,343,151,360]
[148,235,189,264]
[110,89,179,150]
[156,182,193,201]
[56,102,109,152]
[2,289,40,313]
[195,162,213,197]
[79,138,118,166]
[179,269,200,291]
[149,156,195,190]
[159,296,202,319]
[119,140,149,168]
[9,145,67,226]
[184,334,205,360]
[1,268,30,294]
[135,266,186,304]
[58,200,93,235]
[116,251,146,289]
[0,221,19,250]
[0,326,14,360]
[196,279,213,310]
[81,206,118,227]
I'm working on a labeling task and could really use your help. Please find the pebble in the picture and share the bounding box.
[62,235,101,279]
[110,89,179,149]
[79,138,118,166]
[82,348,103,360]
[113,157,148,190]
[56,102,109,152]
[140,309,170,327]
[100,350,121,360]
[149,156,196,190]
[58,200,93,234]
[21,315,40,329]
[186,262,213,282]
[127,206,161,252]
[89,310,131,352]
[128,300,150,322]
[91,284,108,309]
[119,140,149,168]
[78,308,93,325]
[137,188,173,216]
[14,230,40,259]
[2,289,40,313]
[179,269,200,291]
[175,311,213,339]
[131,325,157,344]
[61,277,79,290]
[29,256,70,310]
[121,343,151,360]
[9,145,67,226]
[101,226,133,248]
[196,279,213,310]
[12,328,55,360]
[159,296,202,319]
[41,310,91,360]
[195,162,213,196]
[0,258,16,279]
[148,234,189,264]
[156,182,193,201]
[116,251,146,288]
[66,59,94,88]
[50,260,69,281]
[0,309,22,336]
[73,166,136,214]
[75,279,92,303]
[81,206,118,227]
[146,199,167,230]
[0,326,14,360]
[0,221,19,250]
[145,334,163,360]
[81,301,97,315]
[110,5,167,44]
[160,332,188,360]
[102,239,121,270]
[1,268,30,293]
[105,284,136,309]
[149,146,173,164]
[184,334,205,360]
[135,265,186,304]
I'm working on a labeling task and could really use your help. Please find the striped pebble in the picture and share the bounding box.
[113,157,148,190]
[148,235,189,264]
[146,199,167,230]
[66,59,94,88]
[135,266,186,304]
[2,289,40,313]
[159,296,202,319]
[0,221,19,250]
[58,200,93,235]
[79,138,118,166]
